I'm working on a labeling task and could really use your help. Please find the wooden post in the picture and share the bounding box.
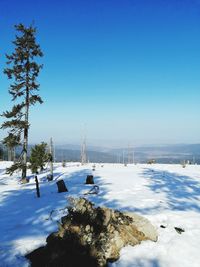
[35,175,40,198]
[49,138,54,179]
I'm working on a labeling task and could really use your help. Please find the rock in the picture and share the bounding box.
[86,224,90,231]
[174,227,185,234]
[26,198,158,267]
[125,212,158,242]
[21,178,29,184]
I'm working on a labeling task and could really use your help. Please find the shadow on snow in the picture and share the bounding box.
[0,167,122,265]
[142,168,200,212]
[3,165,197,266]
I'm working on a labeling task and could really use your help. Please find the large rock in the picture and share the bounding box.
[26,198,157,267]
[125,212,158,242]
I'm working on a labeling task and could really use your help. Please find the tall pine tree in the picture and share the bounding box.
[1,24,43,182]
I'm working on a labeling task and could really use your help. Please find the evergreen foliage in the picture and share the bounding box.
[2,133,20,161]
[0,146,3,160]
[6,162,26,175]
[1,23,43,180]
[29,142,49,174]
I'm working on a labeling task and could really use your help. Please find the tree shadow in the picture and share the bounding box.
[0,167,122,266]
[142,168,200,212]
[0,169,5,175]
[3,166,188,266]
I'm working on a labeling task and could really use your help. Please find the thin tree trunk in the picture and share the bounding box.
[8,147,12,161]
[22,65,29,182]
[22,127,28,181]
[13,147,16,162]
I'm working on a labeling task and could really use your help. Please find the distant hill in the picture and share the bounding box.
[109,144,200,164]
[53,144,200,164]
[1,143,200,164]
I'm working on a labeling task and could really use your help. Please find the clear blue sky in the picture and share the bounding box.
[0,0,200,146]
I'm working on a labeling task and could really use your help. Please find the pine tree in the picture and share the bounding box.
[1,23,43,182]
[2,133,19,161]
[29,142,49,174]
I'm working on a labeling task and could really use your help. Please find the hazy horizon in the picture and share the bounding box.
[28,140,200,149]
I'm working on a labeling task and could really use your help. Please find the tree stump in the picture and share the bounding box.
[47,174,53,181]
[56,179,68,193]
[85,175,94,184]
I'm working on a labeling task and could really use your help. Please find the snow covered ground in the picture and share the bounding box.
[1,161,200,267]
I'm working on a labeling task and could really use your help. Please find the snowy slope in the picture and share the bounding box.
[0,162,200,267]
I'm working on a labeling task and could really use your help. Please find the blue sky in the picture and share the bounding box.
[0,0,200,146]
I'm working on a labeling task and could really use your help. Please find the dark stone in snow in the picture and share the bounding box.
[174,227,185,234]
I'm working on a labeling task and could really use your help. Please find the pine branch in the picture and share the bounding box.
[1,119,28,130]
[3,133,20,147]
[6,162,25,175]
[29,94,43,105]
[2,104,25,118]
[10,128,23,139]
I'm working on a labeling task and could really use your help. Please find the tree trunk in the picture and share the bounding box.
[13,147,16,162]
[22,71,29,183]
[8,147,12,161]
[22,121,28,181]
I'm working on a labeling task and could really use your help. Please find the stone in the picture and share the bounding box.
[174,227,185,234]
[86,224,90,231]
[26,198,157,267]
[125,212,158,242]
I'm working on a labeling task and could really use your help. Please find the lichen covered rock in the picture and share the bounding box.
[27,198,157,267]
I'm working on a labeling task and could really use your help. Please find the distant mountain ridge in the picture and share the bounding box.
[1,143,200,164]
[53,143,200,164]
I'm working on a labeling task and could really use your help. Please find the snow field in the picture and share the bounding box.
[0,162,200,267]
